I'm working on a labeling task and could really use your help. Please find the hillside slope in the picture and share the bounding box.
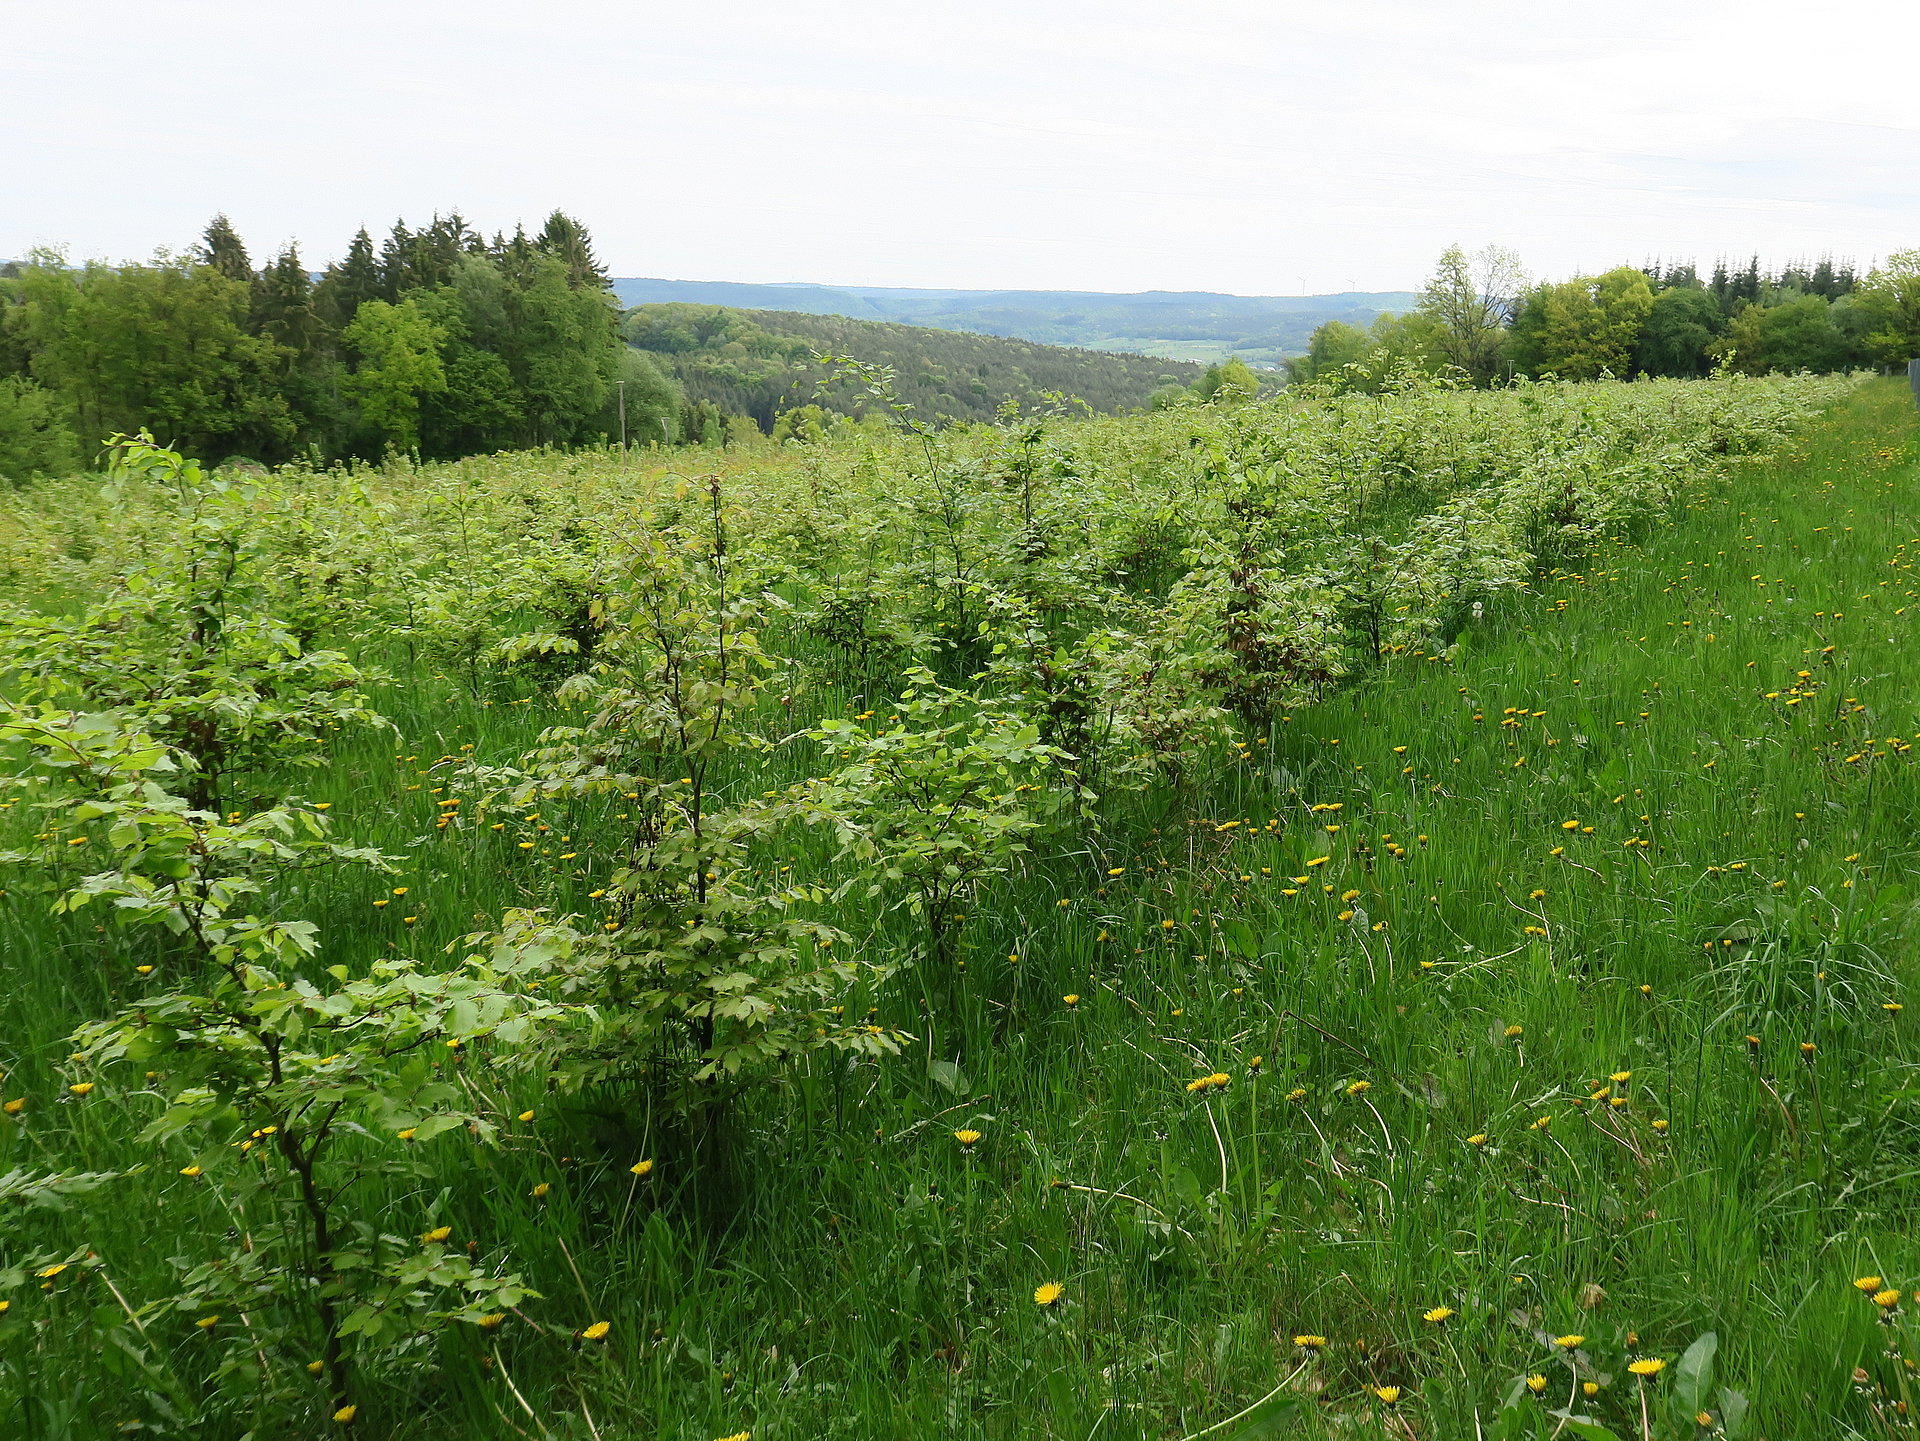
[622,303,1203,430]
[611,280,1416,366]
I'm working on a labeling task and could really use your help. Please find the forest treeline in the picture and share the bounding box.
[0,214,1206,481]
[9,217,1920,481]
[1291,246,1920,388]
[0,212,675,477]
[620,303,1200,434]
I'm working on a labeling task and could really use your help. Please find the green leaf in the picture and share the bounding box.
[927,1059,969,1095]
[410,1114,467,1141]
[1716,1386,1750,1438]
[1547,1413,1620,1441]
[1222,1394,1304,1439]
[1672,1331,1718,1417]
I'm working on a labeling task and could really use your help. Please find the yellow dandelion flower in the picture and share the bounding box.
[1628,1358,1665,1377]
[1373,1386,1402,1405]
[1583,1381,1601,1397]
[1874,1289,1902,1310]
[1856,1276,1887,1292]
[1504,1024,1524,1038]
[1293,1334,1327,1349]
[1285,1088,1308,1102]
[306,1360,325,1376]
[518,1110,535,1122]
[1466,1133,1488,1147]
[1553,1334,1585,1350]
[1345,1080,1370,1096]
[333,1404,358,1423]
[533,1182,551,1198]
[581,1321,611,1342]
[1422,1306,1455,1324]
[954,1129,982,1147]
[1063,994,1080,1007]
[1526,1374,1548,1395]
[179,1165,202,1177]
[195,1314,219,1329]
[1034,1281,1064,1307]
[630,1159,654,1177]
[477,1312,506,1329]
[422,1226,452,1243]
[67,1082,94,1097]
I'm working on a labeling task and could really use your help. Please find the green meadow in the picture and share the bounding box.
[2,373,1917,1440]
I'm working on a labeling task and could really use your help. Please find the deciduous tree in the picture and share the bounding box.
[1853,249,1920,366]
[341,298,447,453]
[1417,243,1526,384]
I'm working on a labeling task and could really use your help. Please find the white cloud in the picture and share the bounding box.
[5,0,1919,291]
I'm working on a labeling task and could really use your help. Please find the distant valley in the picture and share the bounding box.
[608,278,1416,367]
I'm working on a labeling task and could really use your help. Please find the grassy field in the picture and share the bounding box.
[3,377,1918,1440]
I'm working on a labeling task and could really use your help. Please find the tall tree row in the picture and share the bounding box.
[0,211,676,474]
[1292,247,1920,388]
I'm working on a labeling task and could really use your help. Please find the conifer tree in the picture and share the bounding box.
[253,246,324,358]
[1709,262,1732,313]
[316,228,382,332]
[403,213,476,290]
[253,245,336,446]
[535,211,609,290]
[377,221,415,299]
[197,214,255,286]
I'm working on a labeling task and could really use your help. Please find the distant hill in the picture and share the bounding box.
[622,304,1204,431]
[610,280,1416,368]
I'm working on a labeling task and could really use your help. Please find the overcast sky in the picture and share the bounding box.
[7,0,1919,295]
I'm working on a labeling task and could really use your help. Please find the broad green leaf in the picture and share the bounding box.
[1672,1331,1718,1417]
[1223,1394,1304,1440]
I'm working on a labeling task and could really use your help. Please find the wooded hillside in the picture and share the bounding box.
[621,303,1202,430]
